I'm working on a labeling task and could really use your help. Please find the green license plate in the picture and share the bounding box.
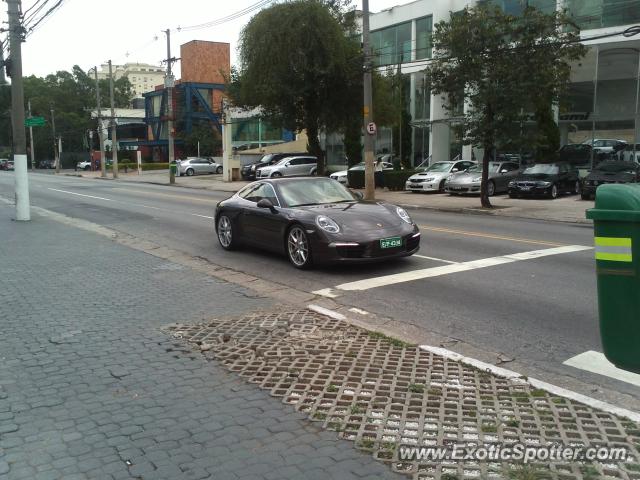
[380,236,402,249]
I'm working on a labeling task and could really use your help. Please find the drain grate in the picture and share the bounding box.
[163,309,640,480]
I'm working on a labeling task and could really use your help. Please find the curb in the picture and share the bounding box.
[309,303,640,423]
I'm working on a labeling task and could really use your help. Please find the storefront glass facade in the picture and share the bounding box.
[565,0,640,29]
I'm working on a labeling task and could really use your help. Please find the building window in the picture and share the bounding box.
[566,0,640,29]
[415,16,433,60]
[370,21,412,66]
[480,0,556,15]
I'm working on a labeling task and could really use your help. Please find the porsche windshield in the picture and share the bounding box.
[279,178,356,207]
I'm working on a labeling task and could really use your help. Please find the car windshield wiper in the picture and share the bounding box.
[326,199,354,204]
[290,202,320,207]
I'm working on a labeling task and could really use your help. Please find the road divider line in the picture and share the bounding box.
[563,350,640,388]
[334,245,593,291]
[312,288,339,298]
[414,254,458,264]
[419,224,566,247]
[191,214,214,219]
[48,188,113,202]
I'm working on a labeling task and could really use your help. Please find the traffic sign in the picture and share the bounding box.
[366,122,377,135]
[25,116,45,127]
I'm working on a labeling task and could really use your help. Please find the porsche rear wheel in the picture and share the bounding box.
[287,225,312,269]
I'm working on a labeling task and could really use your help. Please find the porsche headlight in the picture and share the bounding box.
[472,177,482,182]
[316,215,340,233]
[396,207,412,224]
[508,181,515,187]
[251,165,256,171]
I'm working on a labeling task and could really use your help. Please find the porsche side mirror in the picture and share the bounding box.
[501,169,508,173]
[352,191,364,200]
[257,198,276,211]
[451,168,459,173]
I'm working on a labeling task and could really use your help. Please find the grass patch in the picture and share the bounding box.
[312,412,327,420]
[327,384,339,393]
[504,419,520,428]
[428,387,443,396]
[530,389,547,397]
[481,423,498,433]
[359,439,375,449]
[579,465,600,480]
[507,465,552,480]
[381,441,396,451]
[408,383,425,394]
[366,331,414,348]
[350,405,364,415]
[328,422,342,431]
[441,474,459,480]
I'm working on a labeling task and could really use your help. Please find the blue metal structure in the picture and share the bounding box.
[140,81,225,148]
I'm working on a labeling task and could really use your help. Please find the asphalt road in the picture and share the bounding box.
[1,171,638,409]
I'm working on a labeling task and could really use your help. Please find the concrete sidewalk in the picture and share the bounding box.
[65,169,594,224]
[0,202,401,480]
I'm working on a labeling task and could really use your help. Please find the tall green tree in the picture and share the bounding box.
[426,5,586,207]
[233,0,361,175]
[0,66,132,162]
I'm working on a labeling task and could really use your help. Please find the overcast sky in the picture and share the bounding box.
[6,0,414,78]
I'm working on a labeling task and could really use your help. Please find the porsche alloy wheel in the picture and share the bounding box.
[287,225,312,269]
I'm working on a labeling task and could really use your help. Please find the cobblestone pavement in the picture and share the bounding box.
[0,203,402,480]
[165,310,640,480]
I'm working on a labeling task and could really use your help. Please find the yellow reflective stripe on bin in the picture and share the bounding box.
[594,237,632,262]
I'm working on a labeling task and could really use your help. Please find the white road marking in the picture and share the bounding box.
[420,345,640,423]
[563,350,640,388]
[47,187,214,220]
[308,304,346,320]
[48,188,113,202]
[414,254,458,264]
[335,245,593,291]
[348,307,369,315]
[312,288,339,298]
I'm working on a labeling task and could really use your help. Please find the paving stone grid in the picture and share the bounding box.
[165,309,640,480]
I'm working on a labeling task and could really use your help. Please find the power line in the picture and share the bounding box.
[174,0,273,33]
[24,0,66,37]
[22,0,47,18]
[22,0,52,28]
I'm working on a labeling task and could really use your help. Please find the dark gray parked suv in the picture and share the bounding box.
[241,152,307,180]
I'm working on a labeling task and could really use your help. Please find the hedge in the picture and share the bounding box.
[348,169,418,191]
[106,163,169,172]
[382,170,418,191]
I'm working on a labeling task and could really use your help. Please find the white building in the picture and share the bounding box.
[367,0,640,164]
[96,62,165,98]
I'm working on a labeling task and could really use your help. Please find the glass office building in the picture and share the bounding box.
[368,0,640,164]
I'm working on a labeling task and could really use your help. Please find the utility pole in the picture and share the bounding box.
[362,0,375,201]
[7,0,30,220]
[164,29,176,184]
[28,100,34,170]
[93,66,106,178]
[51,107,59,173]
[108,60,118,178]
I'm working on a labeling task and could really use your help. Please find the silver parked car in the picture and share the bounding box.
[256,155,317,178]
[405,160,476,192]
[179,157,223,176]
[445,161,521,196]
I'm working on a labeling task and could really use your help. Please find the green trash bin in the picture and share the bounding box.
[170,161,177,176]
[586,183,640,373]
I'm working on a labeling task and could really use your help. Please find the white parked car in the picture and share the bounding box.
[405,160,476,192]
[330,170,348,185]
[256,155,317,178]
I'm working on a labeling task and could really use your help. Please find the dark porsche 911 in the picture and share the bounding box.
[581,161,640,200]
[214,177,420,268]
